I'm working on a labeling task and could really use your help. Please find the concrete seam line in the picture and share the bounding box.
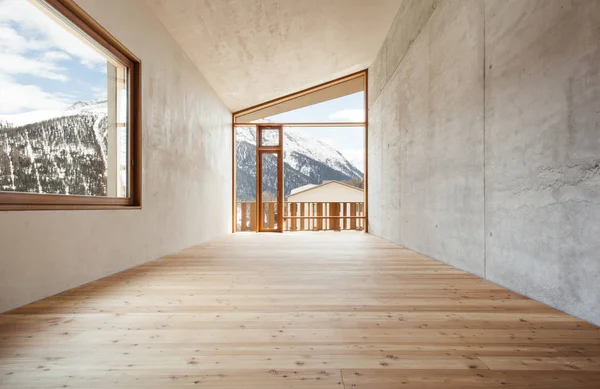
[482,0,487,280]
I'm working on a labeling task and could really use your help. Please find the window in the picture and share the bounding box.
[252,92,365,124]
[260,128,280,147]
[232,70,367,233]
[0,0,141,210]
[234,72,365,124]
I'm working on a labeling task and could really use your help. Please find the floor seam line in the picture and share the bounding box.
[340,368,348,389]
[476,356,492,370]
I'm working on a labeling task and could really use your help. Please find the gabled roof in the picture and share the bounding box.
[289,184,318,196]
[288,180,363,197]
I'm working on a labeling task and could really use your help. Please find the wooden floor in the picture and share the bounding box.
[1,232,599,388]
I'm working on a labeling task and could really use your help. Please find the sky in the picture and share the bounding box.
[0,0,107,117]
[257,92,366,171]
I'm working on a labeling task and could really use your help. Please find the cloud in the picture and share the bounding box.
[0,23,31,53]
[0,0,108,81]
[0,0,106,68]
[0,21,71,83]
[0,74,70,114]
[91,86,108,100]
[41,51,71,62]
[0,52,68,81]
[328,109,365,122]
[0,23,71,81]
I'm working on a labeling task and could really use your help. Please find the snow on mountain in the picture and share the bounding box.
[63,100,108,117]
[283,128,363,178]
[235,126,364,200]
[0,99,107,127]
[1,102,363,200]
[0,110,65,127]
[236,126,362,178]
[0,100,109,195]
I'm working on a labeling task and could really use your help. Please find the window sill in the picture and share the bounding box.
[0,193,141,211]
[0,204,142,211]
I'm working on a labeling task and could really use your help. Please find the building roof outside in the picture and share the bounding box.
[288,180,363,198]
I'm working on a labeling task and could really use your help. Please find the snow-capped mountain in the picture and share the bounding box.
[0,100,363,198]
[0,99,108,128]
[236,126,363,200]
[0,100,109,195]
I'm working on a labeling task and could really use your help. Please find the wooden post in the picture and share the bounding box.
[329,203,340,230]
[350,203,357,230]
[345,203,350,230]
[290,203,297,231]
[268,202,275,229]
[316,203,323,230]
[250,202,257,231]
[300,203,305,231]
[241,202,247,231]
[359,203,363,230]
[106,63,119,197]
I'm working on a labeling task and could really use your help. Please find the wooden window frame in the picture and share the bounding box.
[0,0,142,211]
[231,70,368,233]
[256,126,284,232]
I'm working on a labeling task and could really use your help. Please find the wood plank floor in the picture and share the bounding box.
[1,232,599,388]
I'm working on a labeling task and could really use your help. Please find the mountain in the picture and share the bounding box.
[235,126,363,201]
[0,100,108,127]
[0,100,109,196]
[1,100,363,199]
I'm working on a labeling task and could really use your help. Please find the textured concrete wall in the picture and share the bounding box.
[369,0,485,276]
[369,0,600,325]
[146,0,403,111]
[485,0,600,325]
[0,0,232,313]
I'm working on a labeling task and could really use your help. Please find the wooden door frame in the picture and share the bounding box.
[256,125,284,232]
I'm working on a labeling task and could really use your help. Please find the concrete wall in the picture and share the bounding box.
[368,0,600,325]
[0,0,232,313]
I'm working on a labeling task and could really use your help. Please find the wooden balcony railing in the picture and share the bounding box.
[236,201,365,232]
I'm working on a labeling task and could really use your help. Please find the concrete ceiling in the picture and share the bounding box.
[145,0,402,112]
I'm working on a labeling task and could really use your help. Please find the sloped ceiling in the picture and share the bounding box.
[145,0,402,111]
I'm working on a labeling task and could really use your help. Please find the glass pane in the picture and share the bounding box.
[260,128,279,146]
[283,126,365,231]
[235,126,256,231]
[261,152,278,230]
[0,0,129,197]
[252,92,365,123]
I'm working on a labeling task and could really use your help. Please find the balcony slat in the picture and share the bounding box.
[241,202,247,231]
[317,203,323,230]
[329,203,339,230]
[290,203,297,231]
[267,203,274,229]
[250,202,257,231]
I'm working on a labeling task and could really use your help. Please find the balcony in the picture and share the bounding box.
[236,201,365,232]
